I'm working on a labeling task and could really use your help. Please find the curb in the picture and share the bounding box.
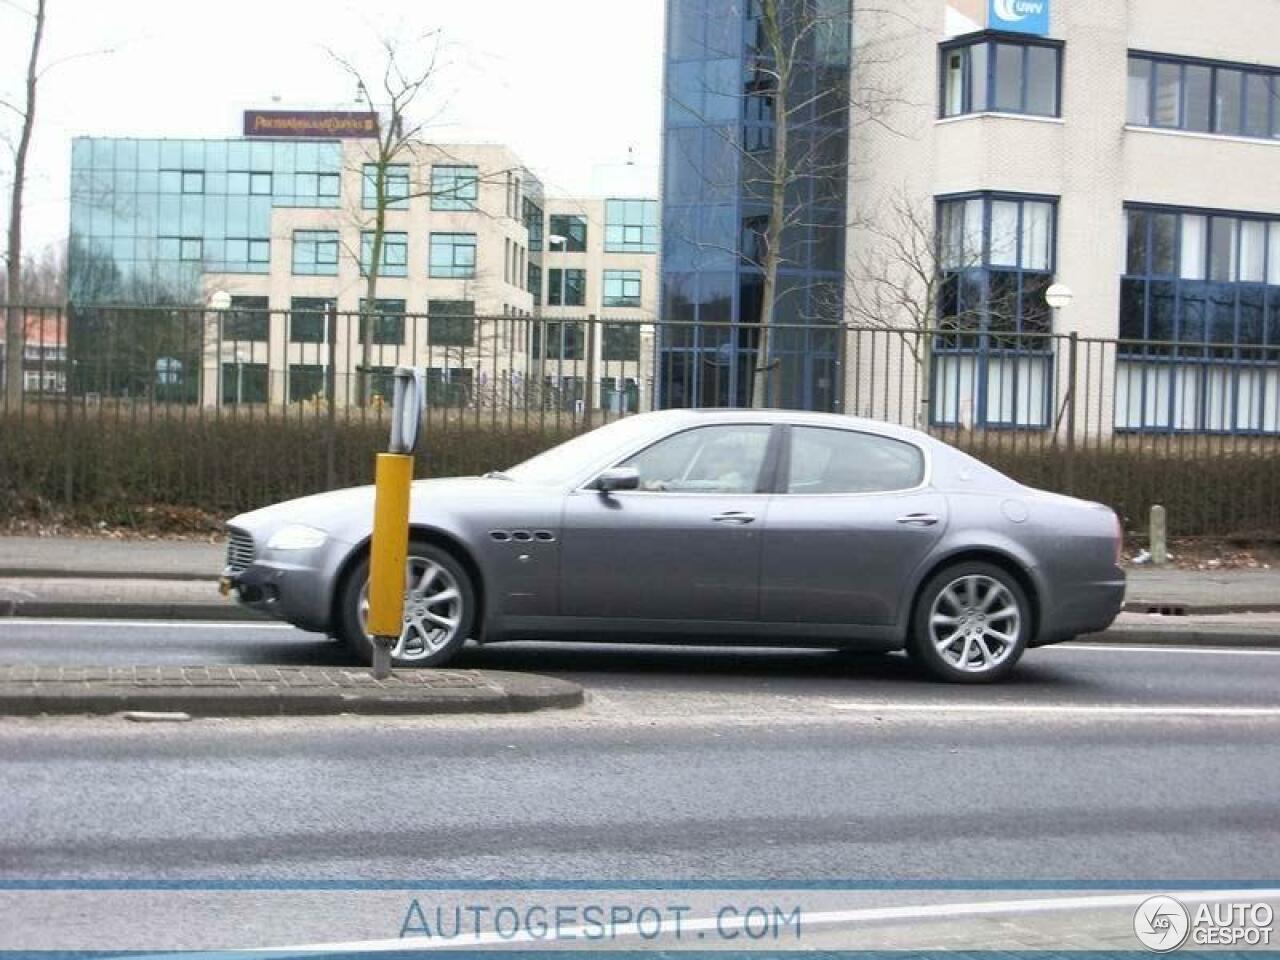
[0,600,266,621]
[0,569,218,583]
[1078,627,1280,648]
[0,668,584,717]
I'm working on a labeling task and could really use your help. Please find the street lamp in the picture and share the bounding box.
[547,233,567,252]
[1044,283,1073,313]
[209,290,232,311]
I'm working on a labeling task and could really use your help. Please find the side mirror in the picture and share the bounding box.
[594,467,640,493]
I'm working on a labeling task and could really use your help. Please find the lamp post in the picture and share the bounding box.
[1045,283,1076,492]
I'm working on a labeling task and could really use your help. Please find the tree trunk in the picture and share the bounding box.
[359,161,387,407]
[5,0,46,409]
[751,3,787,410]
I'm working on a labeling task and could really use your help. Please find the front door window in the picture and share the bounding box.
[619,425,772,494]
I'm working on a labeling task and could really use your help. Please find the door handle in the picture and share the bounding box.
[711,511,756,525]
[897,513,939,526]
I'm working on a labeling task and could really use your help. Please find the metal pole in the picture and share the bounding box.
[325,303,338,490]
[1064,330,1078,496]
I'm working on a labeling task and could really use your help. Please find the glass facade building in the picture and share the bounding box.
[660,0,851,409]
[70,138,344,303]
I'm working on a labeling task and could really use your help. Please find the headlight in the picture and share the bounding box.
[266,524,328,551]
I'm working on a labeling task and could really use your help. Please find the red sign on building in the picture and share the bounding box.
[243,110,379,139]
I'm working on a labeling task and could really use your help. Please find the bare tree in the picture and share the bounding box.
[3,0,47,407]
[668,0,907,408]
[846,188,1018,427]
[327,34,444,405]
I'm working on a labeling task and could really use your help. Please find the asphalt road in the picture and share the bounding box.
[1,619,1279,888]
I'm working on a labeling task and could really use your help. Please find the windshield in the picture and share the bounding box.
[503,415,673,487]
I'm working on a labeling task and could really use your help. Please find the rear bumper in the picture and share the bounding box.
[1032,573,1127,647]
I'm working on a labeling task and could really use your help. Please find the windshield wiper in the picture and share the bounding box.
[482,471,515,481]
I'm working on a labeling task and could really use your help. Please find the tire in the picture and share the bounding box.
[906,561,1030,683]
[337,539,476,668]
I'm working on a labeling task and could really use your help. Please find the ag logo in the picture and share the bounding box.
[1134,895,1190,952]
[992,0,1027,21]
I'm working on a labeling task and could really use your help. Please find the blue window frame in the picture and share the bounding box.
[603,269,643,307]
[429,233,476,278]
[605,199,659,253]
[292,230,339,276]
[224,237,271,272]
[361,231,408,278]
[523,197,544,251]
[934,192,1058,429]
[940,33,1063,119]
[1118,203,1280,434]
[363,163,410,210]
[1127,52,1280,141]
[431,165,479,211]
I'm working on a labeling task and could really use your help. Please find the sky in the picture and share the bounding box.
[0,0,665,257]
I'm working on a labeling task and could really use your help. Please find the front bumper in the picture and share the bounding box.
[222,556,337,634]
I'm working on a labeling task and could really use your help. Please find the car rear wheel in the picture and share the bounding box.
[907,562,1029,683]
[337,540,475,668]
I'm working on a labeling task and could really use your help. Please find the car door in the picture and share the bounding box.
[761,425,947,626]
[559,423,778,622]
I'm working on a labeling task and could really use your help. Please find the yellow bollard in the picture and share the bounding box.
[367,452,414,674]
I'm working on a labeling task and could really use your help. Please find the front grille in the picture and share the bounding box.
[226,529,255,573]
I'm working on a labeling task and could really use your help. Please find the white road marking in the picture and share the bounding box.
[826,701,1280,718]
[0,618,297,631]
[1057,643,1280,656]
[263,888,1280,953]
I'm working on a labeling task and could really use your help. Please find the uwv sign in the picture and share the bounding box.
[989,0,1050,35]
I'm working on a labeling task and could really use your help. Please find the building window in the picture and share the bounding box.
[427,299,476,346]
[1127,53,1280,141]
[548,214,588,251]
[221,361,268,405]
[429,232,477,278]
[548,268,586,306]
[293,172,342,204]
[363,163,410,209]
[1118,204,1280,434]
[605,199,659,253]
[292,230,339,276]
[181,170,205,194]
[940,34,1062,118]
[227,171,273,195]
[934,192,1058,428]
[524,197,544,251]
[178,238,203,262]
[603,269,643,307]
[223,295,270,342]
[224,238,271,272]
[289,297,335,344]
[358,299,406,345]
[535,320,585,359]
[528,262,543,300]
[431,165,479,210]
[426,367,474,407]
[288,363,327,403]
[603,322,642,361]
[361,231,408,278]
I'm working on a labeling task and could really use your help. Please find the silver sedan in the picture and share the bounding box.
[222,409,1125,682]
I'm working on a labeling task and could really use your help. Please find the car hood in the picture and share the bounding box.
[228,476,537,545]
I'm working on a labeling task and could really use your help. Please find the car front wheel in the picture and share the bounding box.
[907,562,1030,683]
[337,540,475,668]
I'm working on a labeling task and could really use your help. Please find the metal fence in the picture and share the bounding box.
[2,303,1279,535]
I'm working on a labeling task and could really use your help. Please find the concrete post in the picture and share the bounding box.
[1150,504,1168,566]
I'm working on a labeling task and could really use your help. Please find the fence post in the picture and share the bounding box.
[1064,331,1078,495]
[325,303,338,490]
[1150,504,1168,566]
[834,323,848,414]
[585,313,597,426]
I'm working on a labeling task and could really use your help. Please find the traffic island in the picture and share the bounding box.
[0,665,584,717]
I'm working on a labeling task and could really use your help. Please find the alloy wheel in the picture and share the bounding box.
[928,574,1022,674]
[357,555,464,662]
